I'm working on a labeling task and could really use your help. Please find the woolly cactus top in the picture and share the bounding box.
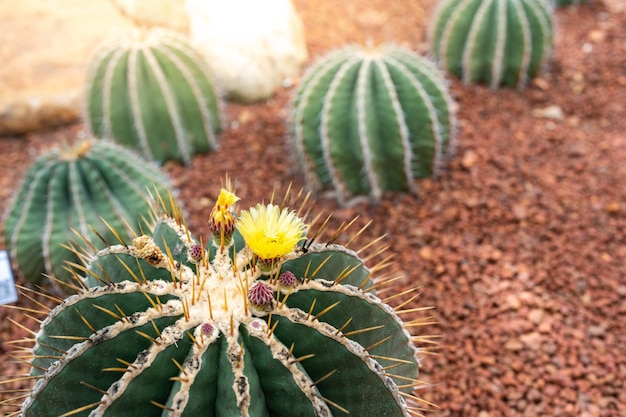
[3,187,431,417]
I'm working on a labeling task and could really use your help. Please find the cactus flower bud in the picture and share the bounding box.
[278,271,298,288]
[189,244,203,262]
[247,281,275,312]
[201,323,214,335]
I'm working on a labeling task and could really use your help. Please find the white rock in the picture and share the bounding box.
[185,0,308,103]
[111,0,189,32]
[531,104,565,121]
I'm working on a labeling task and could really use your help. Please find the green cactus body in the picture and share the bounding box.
[428,0,554,89]
[291,45,456,206]
[3,139,173,291]
[15,190,426,417]
[86,29,222,165]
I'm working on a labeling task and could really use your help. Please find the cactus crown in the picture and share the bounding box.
[291,44,456,206]
[427,0,554,89]
[85,28,222,165]
[3,138,174,293]
[2,186,432,417]
[58,140,92,160]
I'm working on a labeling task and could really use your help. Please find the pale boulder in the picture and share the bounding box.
[0,0,136,135]
[0,93,81,135]
[111,0,189,32]
[186,0,308,103]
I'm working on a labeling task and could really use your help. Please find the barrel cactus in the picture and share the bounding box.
[85,28,222,165]
[554,0,587,6]
[291,45,456,206]
[427,0,554,89]
[5,187,429,417]
[3,139,174,292]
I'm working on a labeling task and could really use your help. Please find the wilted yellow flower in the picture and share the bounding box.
[236,204,306,260]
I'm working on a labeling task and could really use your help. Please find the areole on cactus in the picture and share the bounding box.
[1,186,433,417]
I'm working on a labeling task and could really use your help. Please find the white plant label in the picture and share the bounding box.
[0,250,18,305]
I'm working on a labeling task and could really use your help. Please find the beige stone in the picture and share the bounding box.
[186,0,308,103]
[0,92,81,135]
[0,1,137,135]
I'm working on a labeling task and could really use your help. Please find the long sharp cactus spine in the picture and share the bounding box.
[3,139,174,292]
[292,45,456,206]
[86,29,222,165]
[6,188,429,417]
[428,0,554,89]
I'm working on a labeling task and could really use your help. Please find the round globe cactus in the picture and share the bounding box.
[3,139,174,292]
[85,28,222,165]
[427,0,554,89]
[4,187,430,417]
[554,0,587,6]
[291,45,456,206]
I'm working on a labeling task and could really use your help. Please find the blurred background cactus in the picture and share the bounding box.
[291,45,456,206]
[553,0,587,6]
[3,139,174,293]
[9,187,429,417]
[427,0,554,89]
[85,28,222,165]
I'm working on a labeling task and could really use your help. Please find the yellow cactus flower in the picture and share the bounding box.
[216,188,239,207]
[208,188,240,247]
[236,204,306,261]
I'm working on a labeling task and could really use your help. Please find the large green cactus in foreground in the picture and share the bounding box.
[428,0,554,89]
[6,188,428,417]
[291,45,455,206]
[3,139,173,292]
[85,28,222,165]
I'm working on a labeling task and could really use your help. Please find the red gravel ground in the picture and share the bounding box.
[1,1,625,416]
